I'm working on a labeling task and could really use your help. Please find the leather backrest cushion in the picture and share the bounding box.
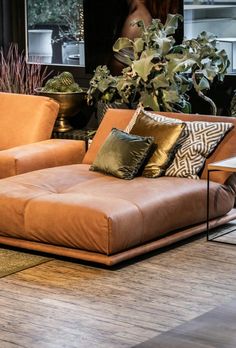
[0,92,59,150]
[83,108,236,183]
[83,108,135,164]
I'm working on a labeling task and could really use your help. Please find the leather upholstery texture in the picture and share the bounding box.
[0,108,236,265]
[0,92,85,177]
[0,164,234,256]
[0,139,86,179]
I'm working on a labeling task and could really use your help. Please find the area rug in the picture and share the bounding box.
[0,248,53,278]
[134,298,236,347]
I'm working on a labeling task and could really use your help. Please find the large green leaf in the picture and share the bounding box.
[113,37,133,52]
[200,66,218,81]
[162,89,181,104]
[139,49,157,59]
[194,76,210,92]
[155,37,175,56]
[151,73,169,89]
[164,14,183,36]
[116,78,137,103]
[216,49,230,75]
[161,88,182,112]
[140,91,160,111]
[132,55,155,82]
[133,38,144,54]
[98,78,115,93]
[167,55,197,76]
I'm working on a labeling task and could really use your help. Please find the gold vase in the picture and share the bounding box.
[35,88,87,132]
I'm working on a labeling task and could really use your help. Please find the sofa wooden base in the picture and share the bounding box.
[0,210,235,266]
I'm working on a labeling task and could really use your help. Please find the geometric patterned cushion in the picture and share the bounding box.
[126,107,233,179]
[165,121,233,179]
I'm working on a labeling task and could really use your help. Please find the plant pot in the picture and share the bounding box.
[35,88,87,132]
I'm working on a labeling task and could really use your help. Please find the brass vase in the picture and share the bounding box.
[35,88,87,132]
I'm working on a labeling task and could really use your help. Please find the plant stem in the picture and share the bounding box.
[197,91,217,116]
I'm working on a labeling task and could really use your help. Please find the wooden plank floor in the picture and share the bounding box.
[0,235,236,347]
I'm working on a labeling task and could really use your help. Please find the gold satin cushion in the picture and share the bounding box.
[129,111,186,177]
[90,128,155,180]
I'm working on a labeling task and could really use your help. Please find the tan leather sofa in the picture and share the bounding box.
[0,108,235,266]
[0,92,86,178]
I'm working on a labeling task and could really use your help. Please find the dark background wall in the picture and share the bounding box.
[0,0,236,115]
[0,0,25,52]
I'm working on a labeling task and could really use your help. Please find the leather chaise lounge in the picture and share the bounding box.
[0,108,235,266]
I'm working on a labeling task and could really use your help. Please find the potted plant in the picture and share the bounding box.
[0,44,49,94]
[36,71,87,132]
[86,65,131,123]
[87,14,229,117]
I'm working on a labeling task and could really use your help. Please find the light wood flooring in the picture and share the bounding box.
[0,234,236,348]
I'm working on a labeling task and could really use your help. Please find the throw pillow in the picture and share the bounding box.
[127,107,234,179]
[165,120,234,179]
[129,111,186,177]
[125,106,183,132]
[90,128,155,180]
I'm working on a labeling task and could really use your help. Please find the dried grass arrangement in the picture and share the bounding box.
[0,44,50,94]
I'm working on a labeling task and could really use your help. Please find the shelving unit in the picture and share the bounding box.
[184,2,236,73]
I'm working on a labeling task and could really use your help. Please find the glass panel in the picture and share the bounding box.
[184,0,236,73]
[25,0,85,67]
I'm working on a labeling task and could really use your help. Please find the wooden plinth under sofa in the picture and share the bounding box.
[0,108,235,266]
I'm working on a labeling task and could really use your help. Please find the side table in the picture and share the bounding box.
[207,157,236,245]
[52,129,96,150]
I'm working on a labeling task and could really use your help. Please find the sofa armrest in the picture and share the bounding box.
[0,139,86,178]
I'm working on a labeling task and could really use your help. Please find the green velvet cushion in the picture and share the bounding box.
[90,128,155,180]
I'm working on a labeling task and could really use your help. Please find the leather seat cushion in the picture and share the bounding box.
[0,164,234,255]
